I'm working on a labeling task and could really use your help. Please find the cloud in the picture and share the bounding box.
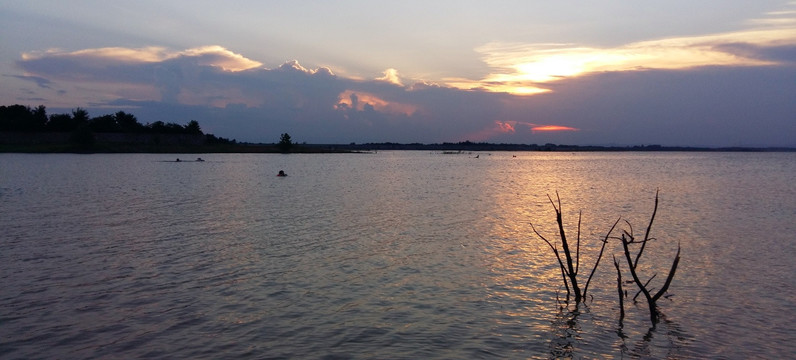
[179,46,263,71]
[531,125,579,133]
[11,43,795,147]
[714,43,796,64]
[496,121,515,133]
[335,90,418,116]
[17,46,262,88]
[460,120,580,142]
[21,46,262,71]
[457,7,796,95]
[6,75,52,89]
[376,68,403,86]
[503,65,796,147]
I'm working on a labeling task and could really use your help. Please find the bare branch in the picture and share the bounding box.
[613,255,625,320]
[534,190,680,326]
[583,217,621,298]
[547,193,557,211]
[535,193,582,302]
[551,193,581,301]
[634,189,659,265]
[532,221,572,298]
[556,191,562,213]
[633,273,657,302]
[559,259,570,301]
[624,220,634,240]
[652,243,681,302]
[575,210,582,275]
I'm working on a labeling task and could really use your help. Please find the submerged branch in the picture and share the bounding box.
[652,243,681,302]
[551,193,581,301]
[532,221,572,298]
[583,217,621,299]
[575,211,582,275]
[634,189,659,265]
[633,273,657,302]
[533,190,681,327]
[613,255,625,320]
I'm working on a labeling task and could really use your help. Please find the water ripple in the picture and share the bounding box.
[1,152,794,358]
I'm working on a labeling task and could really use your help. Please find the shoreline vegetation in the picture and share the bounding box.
[1,104,793,153]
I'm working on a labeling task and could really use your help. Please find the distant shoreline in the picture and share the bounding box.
[1,135,793,154]
[2,105,792,153]
[313,143,796,153]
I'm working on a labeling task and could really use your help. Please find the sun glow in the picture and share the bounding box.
[443,77,550,96]
[453,8,796,96]
[532,125,579,133]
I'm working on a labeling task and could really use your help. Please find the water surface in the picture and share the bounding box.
[1,152,794,359]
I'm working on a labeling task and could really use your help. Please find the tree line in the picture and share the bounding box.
[0,104,205,135]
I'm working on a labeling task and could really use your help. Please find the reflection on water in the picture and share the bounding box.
[1,152,794,359]
[549,304,582,358]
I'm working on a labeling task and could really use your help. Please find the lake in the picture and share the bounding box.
[1,151,794,359]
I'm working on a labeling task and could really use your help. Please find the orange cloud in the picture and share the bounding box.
[335,90,418,116]
[531,125,579,132]
[496,121,516,133]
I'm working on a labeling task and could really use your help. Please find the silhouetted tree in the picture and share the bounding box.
[115,111,143,132]
[72,108,89,126]
[31,105,48,130]
[0,105,27,131]
[47,113,77,132]
[0,104,47,131]
[278,133,293,152]
[145,120,205,134]
[166,123,185,134]
[89,114,119,132]
[1,103,236,150]
[185,120,203,134]
[205,133,235,144]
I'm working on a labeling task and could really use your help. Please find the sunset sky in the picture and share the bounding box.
[1,1,794,146]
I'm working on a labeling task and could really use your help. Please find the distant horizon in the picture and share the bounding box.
[264,142,796,151]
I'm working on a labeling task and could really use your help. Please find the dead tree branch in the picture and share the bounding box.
[532,192,619,303]
[583,217,621,298]
[613,255,625,321]
[617,190,681,325]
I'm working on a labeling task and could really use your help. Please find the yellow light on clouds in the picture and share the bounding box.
[21,46,263,72]
[457,20,796,96]
[442,77,550,95]
[377,68,403,86]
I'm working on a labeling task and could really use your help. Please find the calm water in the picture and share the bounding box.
[1,152,794,359]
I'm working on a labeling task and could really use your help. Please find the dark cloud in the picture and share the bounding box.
[715,43,796,64]
[6,74,52,89]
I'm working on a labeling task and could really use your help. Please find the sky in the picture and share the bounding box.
[1,1,794,147]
